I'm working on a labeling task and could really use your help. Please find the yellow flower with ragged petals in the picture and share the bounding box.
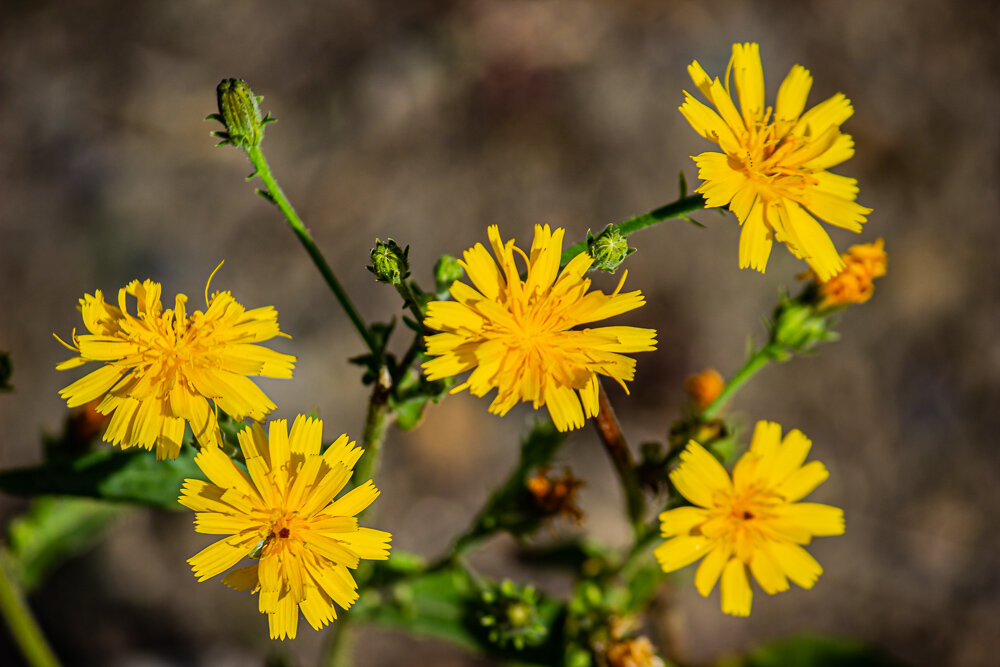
[422,224,657,432]
[655,421,844,616]
[179,416,391,640]
[55,266,295,459]
[680,42,871,280]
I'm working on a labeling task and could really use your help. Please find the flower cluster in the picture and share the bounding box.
[47,41,881,649]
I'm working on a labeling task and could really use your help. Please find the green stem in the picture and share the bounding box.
[701,345,774,420]
[322,616,355,667]
[352,373,393,491]
[246,146,379,357]
[394,281,426,332]
[393,335,423,387]
[0,549,60,667]
[593,382,645,535]
[560,193,707,265]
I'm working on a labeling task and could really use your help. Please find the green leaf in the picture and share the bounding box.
[6,497,126,589]
[519,420,567,471]
[720,635,902,667]
[0,447,204,510]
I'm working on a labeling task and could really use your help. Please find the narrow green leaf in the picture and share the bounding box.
[720,635,902,667]
[0,448,204,510]
[7,497,126,589]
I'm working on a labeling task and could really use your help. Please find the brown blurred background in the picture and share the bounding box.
[2,1,998,665]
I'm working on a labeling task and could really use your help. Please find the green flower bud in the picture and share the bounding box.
[476,580,548,650]
[209,78,273,151]
[769,296,836,356]
[586,226,635,273]
[433,254,464,297]
[368,238,410,286]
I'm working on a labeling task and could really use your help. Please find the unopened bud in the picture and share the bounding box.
[477,580,548,650]
[587,226,635,273]
[770,297,834,356]
[209,78,272,151]
[368,239,410,286]
[433,254,464,296]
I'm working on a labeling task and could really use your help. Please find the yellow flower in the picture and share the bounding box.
[422,225,657,432]
[801,238,887,309]
[680,42,871,280]
[655,421,844,616]
[55,267,295,459]
[179,416,391,640]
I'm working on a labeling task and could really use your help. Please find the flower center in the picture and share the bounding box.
[735,115,815,196]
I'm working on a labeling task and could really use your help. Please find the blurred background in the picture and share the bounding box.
[2,0,998,665]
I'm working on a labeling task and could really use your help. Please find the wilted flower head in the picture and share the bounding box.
[680,42,870,280]
[527,466,585,525]
[801,238,887,309]
[422,225,657,432]
[655,421,844,616]
[685,368,725,411]
[179,416,391,639]
[55,266,295,459]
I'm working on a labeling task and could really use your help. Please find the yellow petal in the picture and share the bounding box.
[775,64,812,123]
[720,558,753,616]
[654,536,711,572]
[670,441,733,508]
[695,544,731,597]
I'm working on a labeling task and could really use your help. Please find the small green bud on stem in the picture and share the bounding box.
[209,78,273,151]
[769,295,836,358]
[433,254,464,297]
[368,239,410,286]
[587,225,635,273]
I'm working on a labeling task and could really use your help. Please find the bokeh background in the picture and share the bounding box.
[2,1,998,665]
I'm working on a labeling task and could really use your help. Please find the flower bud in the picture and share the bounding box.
[587,226,635,273]
[770,297,834,356]
[477,580,548,650]
[684,368,724,411]
[368,239,410,286]
[526,466,584,525]
[433,254,465,297]
[209,78,272,151]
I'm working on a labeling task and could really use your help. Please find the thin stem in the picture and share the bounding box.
[0,549,60,667]
[393,335,423,387]
[352,371,393,491]
[560,193,707,266]
[394,281,426,332]
[701,345,773,419]
[593,382,645,534]
[322,616,354,667]
[246,145,379,357]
